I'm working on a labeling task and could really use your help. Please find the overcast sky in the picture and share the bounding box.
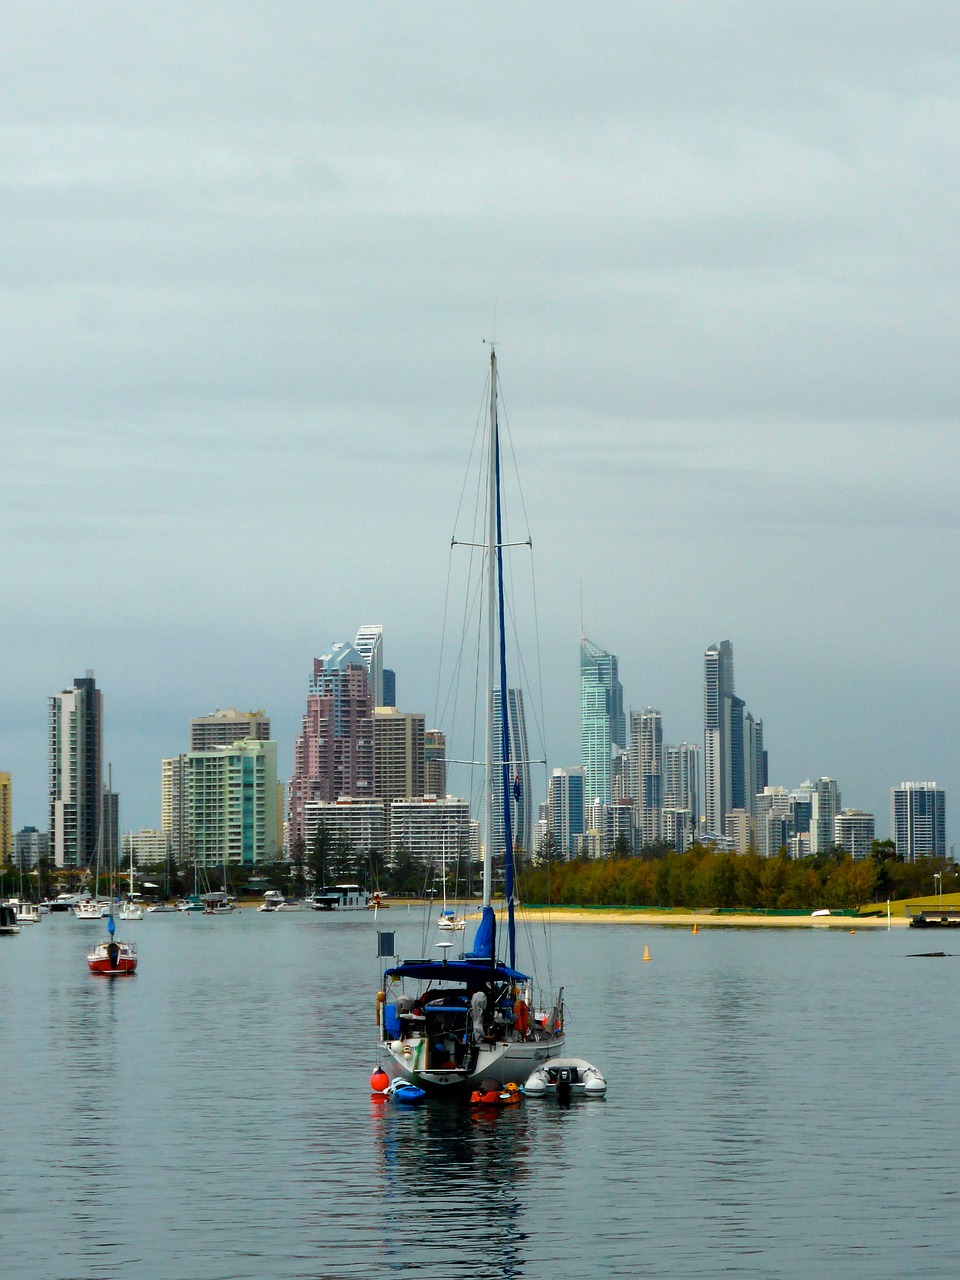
[3,2,959,846]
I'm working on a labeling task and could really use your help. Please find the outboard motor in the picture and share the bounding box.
[555,1065,575,1105]
[107,941,120,970]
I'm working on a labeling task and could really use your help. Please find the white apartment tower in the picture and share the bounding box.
[354,624,385,708]
[834,809,875,861]
[664,742,700,830]
[807,778,841,855]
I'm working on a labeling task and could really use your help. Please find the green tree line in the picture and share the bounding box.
[519,841,956,911]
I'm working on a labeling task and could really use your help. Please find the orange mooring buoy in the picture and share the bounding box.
[370,1068,390,1094]
[643,944,651,962]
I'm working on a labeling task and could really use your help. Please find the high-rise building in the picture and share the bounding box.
[13,826,49,869]
[121,829,171,865]
[0,772,11,863]
[664,743,701,829]
[548,767,585,858]
[755,787,794,858]
[354,624,384,707]
[288,643,374,843]
[373,709,425,802]
[662,807,694,853]
[373,707,425,852]
[190,708,270,751]
[704,642,765,832]
[723,808,752,855]
[834,809,875,861]
[424,729,447,797]
[580,637,625,805]
[162,754,191,863]
[611,745,631,804]
[892,782,946,862]
[304,797,387,864]
[704,641,734,835]
[584,797,636,856]
[388,795,478,868]
[631,709,663,847]
[490,687,531,860]
[102,787,120,870]
[382,669,396,708]
[49,671,103,868]
[806,778,841,854]
[743,713,767,817]
[188,739,279,867]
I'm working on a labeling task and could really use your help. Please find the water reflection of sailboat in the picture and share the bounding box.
[370,1099,529,1278]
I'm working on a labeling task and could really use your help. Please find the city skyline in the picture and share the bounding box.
[2,8,959,850]
[6,628,953,858]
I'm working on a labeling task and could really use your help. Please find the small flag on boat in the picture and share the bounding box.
[377,931,395,958]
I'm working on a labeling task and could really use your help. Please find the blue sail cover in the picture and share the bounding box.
[466,905,496,959]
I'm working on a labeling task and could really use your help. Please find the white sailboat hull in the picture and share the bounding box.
[383,1032,567,1092]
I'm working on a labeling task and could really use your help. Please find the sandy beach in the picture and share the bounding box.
[515,907,908,928]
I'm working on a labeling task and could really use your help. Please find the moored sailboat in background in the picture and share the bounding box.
[436,837,465,931]
[119,834,144,920]
[375,347,566,1094]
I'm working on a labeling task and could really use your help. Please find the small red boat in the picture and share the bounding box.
[87,937,138,975]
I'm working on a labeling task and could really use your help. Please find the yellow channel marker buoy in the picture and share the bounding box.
[692,922,698,934]
[643,944,651,962]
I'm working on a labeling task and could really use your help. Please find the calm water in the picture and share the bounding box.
[1,908,958,1279]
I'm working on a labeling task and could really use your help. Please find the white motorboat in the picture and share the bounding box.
[6,898,42,925]
[202,894,237,915]
[74,898,109,920]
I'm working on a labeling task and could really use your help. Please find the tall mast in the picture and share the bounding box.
[484,345,518,968]
[484,348,497,909]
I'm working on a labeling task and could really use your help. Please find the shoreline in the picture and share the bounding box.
[514,907,908,928]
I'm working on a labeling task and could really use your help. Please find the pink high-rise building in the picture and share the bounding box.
[288,643,374,844]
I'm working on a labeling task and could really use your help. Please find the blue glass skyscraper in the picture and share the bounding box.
[580,637,625,805]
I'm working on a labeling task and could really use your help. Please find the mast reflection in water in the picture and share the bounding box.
[370,1099,530,1278]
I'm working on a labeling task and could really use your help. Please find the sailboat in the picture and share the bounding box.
[74,821,109,918]
[88,800,138,974]
[119,833,144,920]
[436,837,465,932]
[87,906,138,974]
[203,849,237,913]
[375,347,566,1094]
